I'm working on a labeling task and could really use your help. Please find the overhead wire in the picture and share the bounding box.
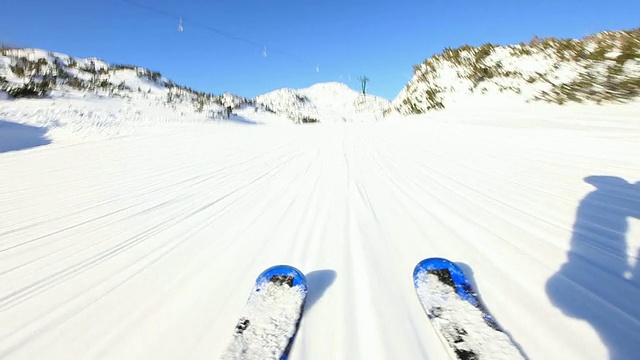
[115,0,320,72]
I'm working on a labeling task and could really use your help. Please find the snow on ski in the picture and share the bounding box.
[220,265,307,360]
[413,258,525,360]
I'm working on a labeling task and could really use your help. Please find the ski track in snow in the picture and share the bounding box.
[1,111,640,360]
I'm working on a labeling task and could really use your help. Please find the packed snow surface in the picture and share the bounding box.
[1,97,639,360]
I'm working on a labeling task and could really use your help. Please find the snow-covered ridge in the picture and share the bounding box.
[0,48,272,140]
[391,27,640,114]
[256,82,391,123]
[0,48,171,94]
[0,47,250,117]
[0,48,390,125]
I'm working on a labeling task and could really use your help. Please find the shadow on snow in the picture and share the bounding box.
[0,120,51,153]
[304,269,337,312]
[227,115,260,125]
[546,176,640,360]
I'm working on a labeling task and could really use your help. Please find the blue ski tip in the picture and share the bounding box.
[256,265,308,291]
[413,257,478,306]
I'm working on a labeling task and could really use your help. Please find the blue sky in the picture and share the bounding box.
[1,0,638,99]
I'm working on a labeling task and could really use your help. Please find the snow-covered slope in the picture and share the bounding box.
[391,27,640,114]
[0,48,238,129]
[1,48,171,96]
[0,48,269,141]
[256,82,390,123]
[1,99,639,359]
[1,48,390,128]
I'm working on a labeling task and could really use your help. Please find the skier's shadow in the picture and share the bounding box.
[546,176,640,359]
[455,262,529,359]
[304,269,337,311]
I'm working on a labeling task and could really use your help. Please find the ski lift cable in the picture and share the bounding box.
[115,0,318,71]
[117,0,259,46]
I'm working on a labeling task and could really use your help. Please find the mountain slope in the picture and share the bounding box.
[0,47,237,118]
[256,82,391,123]
[0,48,268,141]
[391,27,640,114]
[1,49,390,127]
[0,103,639,359]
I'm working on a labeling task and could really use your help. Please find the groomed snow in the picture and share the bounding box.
[1,98,639,360]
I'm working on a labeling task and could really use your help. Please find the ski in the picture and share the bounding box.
[220,265,307,360]
[413,258,524,360]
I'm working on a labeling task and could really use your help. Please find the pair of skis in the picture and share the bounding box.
[220,259,524,360]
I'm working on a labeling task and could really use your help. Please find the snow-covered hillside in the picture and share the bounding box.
[0,48,241,127]
[0,48,277,140]
[391,27,640,114]
[256,82,390,123]
[1,99,639,360]
[1,48,389,127]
